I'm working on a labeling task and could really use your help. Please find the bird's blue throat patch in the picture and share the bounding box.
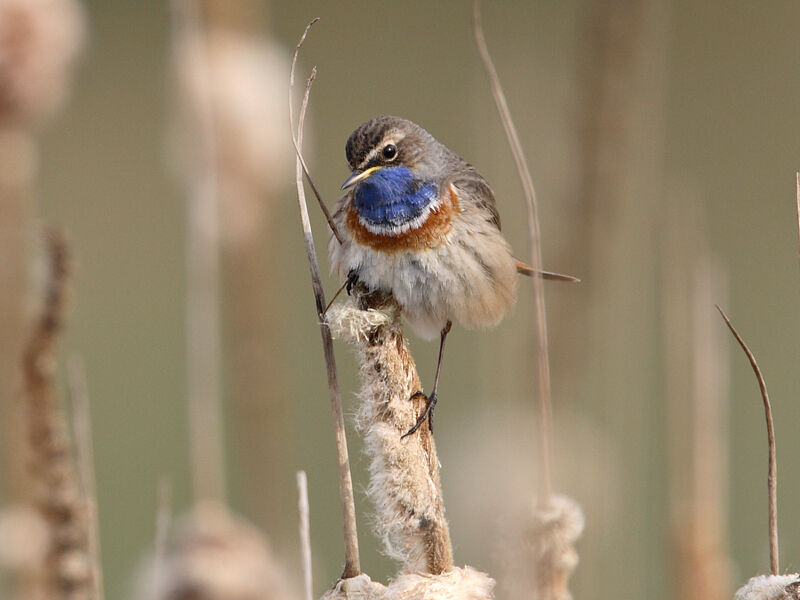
[353,166,438,228]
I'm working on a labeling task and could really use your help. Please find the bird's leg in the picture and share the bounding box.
[323,270,361,316]
[402,320,452,438]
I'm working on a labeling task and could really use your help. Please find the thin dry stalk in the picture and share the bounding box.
[170,0,226,504]
[66,356,104,600]
[289,19,360,579]
[296,471,313,600]
[472,0,553,506]
[328,295,453,575]
[716,306,778,576]
[22,230,93,599]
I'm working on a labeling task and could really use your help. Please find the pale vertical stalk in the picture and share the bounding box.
[289,20,360,578]
[0,131,33,508]
[67,355,105,600]
[171,0,226,503]
[296,471,313,600]
[151,479,172,600]
[472,0,553,506]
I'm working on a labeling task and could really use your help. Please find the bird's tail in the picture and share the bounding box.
[515,259,580,282]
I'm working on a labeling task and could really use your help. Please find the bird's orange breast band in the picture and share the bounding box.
[345,184,460,253]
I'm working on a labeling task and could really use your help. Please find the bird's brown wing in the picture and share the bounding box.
[449,166,502,230]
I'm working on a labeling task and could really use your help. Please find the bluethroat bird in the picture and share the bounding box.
[329,116,575,436]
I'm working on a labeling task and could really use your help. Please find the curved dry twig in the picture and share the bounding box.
[289,19,360,579]
[472,0,554,505]
[288,19,343,244]
[716,305,778,575]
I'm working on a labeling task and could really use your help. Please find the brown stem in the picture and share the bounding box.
[289,19,360,579]
[23,229,94,598]
[716,305,778,575]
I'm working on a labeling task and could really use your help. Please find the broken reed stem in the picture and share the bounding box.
[22,229,93,598]
[170,0,226,504]
[66,356,105,600]
[328,295,453,575]
[289,19,360,579]
[472,0,553,505]
[296,471,313,600]
[716,306,778,576]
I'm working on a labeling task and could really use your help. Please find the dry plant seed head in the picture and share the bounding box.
[172,27,292,244]
[734,574,800,600]
[148,502,292,600]
[327,296,454,575]
[528,494,584,600]
[22,230,96,599]
[0,0,86,127]
[319,567,494,600]
[387,567,495,600]
[320,573,387,600]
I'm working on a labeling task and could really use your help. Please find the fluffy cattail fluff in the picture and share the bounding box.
[0,0,86,127]
[22,231,95,599]
[320,574,387,600]
[529,495,584,600]
[320,566,494,600]
[147,502,292,600]
[733,575,800,600]
[328,294,453,575]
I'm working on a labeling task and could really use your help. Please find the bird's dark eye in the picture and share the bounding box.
[382,144,397,160]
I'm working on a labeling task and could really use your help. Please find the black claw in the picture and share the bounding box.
[346,270,359,296]
[401,391,438,439]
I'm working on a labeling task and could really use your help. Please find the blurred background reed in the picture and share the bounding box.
[1,1,799,599]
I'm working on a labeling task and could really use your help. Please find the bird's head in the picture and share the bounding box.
[341,116,443,190]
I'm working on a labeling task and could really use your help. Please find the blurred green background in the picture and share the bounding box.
[2,1,800,599]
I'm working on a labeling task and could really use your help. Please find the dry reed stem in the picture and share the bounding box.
[22,229,93,599]
[716,306,779,576]
[472,0,554,507]
[66,356,104,600]
[661,197,732,600]
[0,0,85,515]
[170,0,226,504]
[297,471,313,600]
[328,296,453,575]
[289,19,360,579]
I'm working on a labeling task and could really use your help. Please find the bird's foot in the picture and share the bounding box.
[401,390,437,438]
[345,269,360,295]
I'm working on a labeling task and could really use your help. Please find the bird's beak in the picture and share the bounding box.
[341,166,382,190]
